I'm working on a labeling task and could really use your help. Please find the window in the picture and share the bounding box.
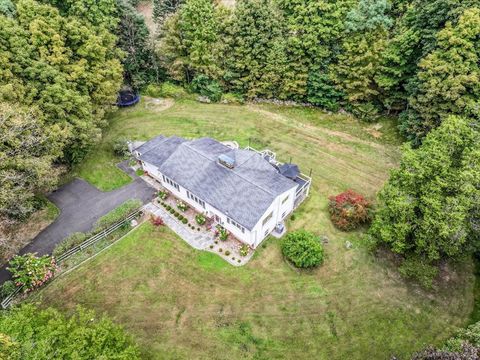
[164,176,180,191]
[187,191,206,209]
[282,195,290,205]
[264,229,269,237]
[282,211,287,219]
[162,175,166,182]
[262,211,273,226]
[227,217,245,233]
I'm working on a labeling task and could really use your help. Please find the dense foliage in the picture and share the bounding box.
[0,304,140,359]
[328,190,372,231]
[7,253,56,292]
[281,230,324,268]
[154,0,480,142]
[0,0,124,228]
[369,116,480,285]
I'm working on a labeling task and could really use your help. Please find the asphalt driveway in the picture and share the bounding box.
[0,170,155,284]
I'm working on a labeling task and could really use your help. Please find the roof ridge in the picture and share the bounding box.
[184,140,277,196]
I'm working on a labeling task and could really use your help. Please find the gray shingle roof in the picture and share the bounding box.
[139,136,298,230]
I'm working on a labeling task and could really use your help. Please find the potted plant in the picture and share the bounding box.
[176,200,188,212]
[195,214,206,225]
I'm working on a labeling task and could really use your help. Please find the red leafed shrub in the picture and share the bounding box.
[150,216,165,227]
[328,190,372,231]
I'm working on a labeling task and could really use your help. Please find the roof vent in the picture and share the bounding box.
[218,154,235,169]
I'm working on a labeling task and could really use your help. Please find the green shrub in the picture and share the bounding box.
[219,248,223,253]
[158,190,169,200]
[0,280,16,299]
[399,257,439,288]
[53,232,88,257]
[225,250,231,256]
[170,208,175,214]
[94,199,142,231]
[7,253,57,292]
[182,218,188,224]
[195,214,206,225]
[113,138,130,158]
[221,93,244,104]
[191,74,223,102]
[281,230,324,269]
[135,169,144,176]
[176,200,188,212]
[240,244,249,257]
[209,245,214,249]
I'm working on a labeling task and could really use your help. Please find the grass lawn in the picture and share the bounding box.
[39,98,475,359]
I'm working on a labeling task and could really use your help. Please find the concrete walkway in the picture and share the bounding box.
[145,203,213,250]
[0,173,156,284]
[145,202,254,266]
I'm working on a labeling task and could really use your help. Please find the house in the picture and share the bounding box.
[132,135,311,248]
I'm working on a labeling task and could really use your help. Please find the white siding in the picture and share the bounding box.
[141,160,297,248]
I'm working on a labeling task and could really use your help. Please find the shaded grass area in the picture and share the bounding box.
[38,99,475,359]
[1,199,60,266]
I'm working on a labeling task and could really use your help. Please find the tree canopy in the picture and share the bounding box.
[369,115,480,284]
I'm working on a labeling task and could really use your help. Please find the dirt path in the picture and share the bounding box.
[248,105,385,150]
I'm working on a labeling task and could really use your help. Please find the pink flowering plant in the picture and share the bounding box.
[7,253,57,292]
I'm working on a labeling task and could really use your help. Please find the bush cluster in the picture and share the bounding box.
[328,190,372,231]
[94,199,142,232]
[7,253,57,292]
[281,230,324,269]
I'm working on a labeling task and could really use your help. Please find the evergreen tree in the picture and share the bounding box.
[157,0,220,83]
[117,0,160,90]
[333,0,392,118]
[401,8,480,143]
[153,0,183,25]
[369,116,480,284]
[377,0,480,112]
[226,0,287,98]
[278,0,355,101]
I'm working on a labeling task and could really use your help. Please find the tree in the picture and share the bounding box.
[333,0,392,118]
[377,0,480,113]
[278,0,355,101]
[153,0,183,25]
[400,8,480,143]
[281,230,324,268]
[0,0,123,164]
[369,116,480,284]
[0,103,61,222]
[116,0,160,90]
[0,304,140,359]
[226,0,288,98]
[157,0,220,83]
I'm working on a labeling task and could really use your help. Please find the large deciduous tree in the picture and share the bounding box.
[369,116,480,284]
[0,0,123,163]
[0,304,140,359]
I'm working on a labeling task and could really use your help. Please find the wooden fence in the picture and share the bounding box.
[0,206,146,309]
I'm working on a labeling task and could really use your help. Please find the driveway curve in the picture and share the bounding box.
[0,173,155,284]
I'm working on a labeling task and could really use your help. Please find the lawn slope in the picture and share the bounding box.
[41,99,474,359]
